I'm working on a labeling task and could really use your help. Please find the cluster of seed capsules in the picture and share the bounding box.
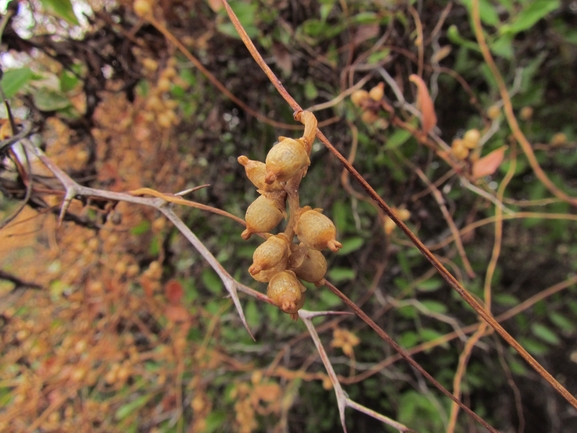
[237,112,342,319]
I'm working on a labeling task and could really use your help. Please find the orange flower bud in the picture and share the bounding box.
[265,138,310,184]
[241,195,285,240]
[267,271,306,317]
[295,207,342,252]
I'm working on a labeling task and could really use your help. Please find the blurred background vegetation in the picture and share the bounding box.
[1,0,577,432]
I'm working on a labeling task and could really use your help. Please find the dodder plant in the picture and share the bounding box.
[238,111,342,318]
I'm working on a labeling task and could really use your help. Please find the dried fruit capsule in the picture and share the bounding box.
[295,207,342,252]
[463,129,480,149]
[237,156,283,191]
[451,138,469,161]
[369,83,384,102]
[351,89,370,107]
[291,248,327,286]
[361,109,379,124]
[249,234,290,281]
[265,138,310,184]
[267,271,306,318]
[242,195,285,240]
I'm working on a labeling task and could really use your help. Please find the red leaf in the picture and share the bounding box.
[472,147,506,180]
[165,279,184,305]
[409,74,437,134]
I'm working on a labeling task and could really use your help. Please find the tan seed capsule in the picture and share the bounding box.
[295,207,342,252]
[249,234,290,281]
[369,83,384,101]
[237,156,283,191]
[383,216,396,235]
[291,248,327,286]
[351,89,370,107]
[361,109,379,124]
[463,129,480,149]
[267,271,306,318]
[265,138,310,184]
[451,138,469,160]
[242,195,285,240]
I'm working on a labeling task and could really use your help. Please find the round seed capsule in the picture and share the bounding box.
[351,89,370,107]
[369,83,384,102]
[241,195,285,240]
[265,138,310,184]
[237,156,283,191]
[295,208,342,252]
[267,271,306,317]
[291,248,327,286]
[249,234,290,281]
[463,129,480,149]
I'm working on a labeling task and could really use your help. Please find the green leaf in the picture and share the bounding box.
[115,394,152,420]
[318,289,341,308]
[519,337,549,355]
[201,269,223,295]
[549,312,576,333]
[490,34,513,59]
[502,0,560,36]
[39,0,80,25]
[217,22,259,39]
[419,328,448,348]
[447,25,481,52]
[304,79,318,100]
[337,237,364,255]
[327,267,355,283]
[349,12,379,25]
[33,88,71,111]
[385,128,412,149]
[319,0,336,22]
[130,220,151,235]
[531,323,560,345]
[217,1,259,39]
[494,293,518,306]
[459,0,500,26]
[416,278,442,292]
[60,71,79,93]
[420,300,447,314]
[1,68,33,98]
[204,410,227,433]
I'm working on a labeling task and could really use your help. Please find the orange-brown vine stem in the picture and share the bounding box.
[221,0,577,412]
[323,279,498,433]
[471,0,577,207]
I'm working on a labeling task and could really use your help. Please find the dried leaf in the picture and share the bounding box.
[165,304,189,323]
[272,43,292,77]
[352,24,379,47]
[409,74,437,134]
[207,0,223,12]
[165,279,184,304]
[472,147,506,179]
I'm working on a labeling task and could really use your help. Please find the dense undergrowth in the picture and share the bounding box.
[1,0,577,432]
